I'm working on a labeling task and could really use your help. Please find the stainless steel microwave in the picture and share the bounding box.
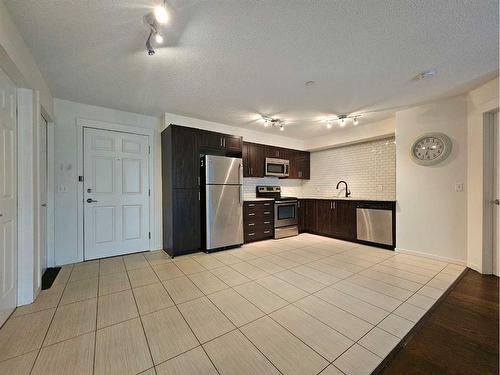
[265,158,289,177]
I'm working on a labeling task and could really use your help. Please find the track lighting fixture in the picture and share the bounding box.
[262,116,286,131]
[144,2,169,55]
[323,114,361,129]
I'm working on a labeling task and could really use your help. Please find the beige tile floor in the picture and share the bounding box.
[0,234,465,375]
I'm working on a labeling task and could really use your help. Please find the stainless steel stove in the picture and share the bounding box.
[256,186,298,239]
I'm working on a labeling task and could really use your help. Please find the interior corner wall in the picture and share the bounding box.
[0,0,53,118]
[54,99,162,265]
[395,96,468,264]
[466,77,499,273]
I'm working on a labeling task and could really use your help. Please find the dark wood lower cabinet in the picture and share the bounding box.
[170,189,201,256]
[243,201,274,243]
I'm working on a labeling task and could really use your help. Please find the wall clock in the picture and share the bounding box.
[410,132,452,166]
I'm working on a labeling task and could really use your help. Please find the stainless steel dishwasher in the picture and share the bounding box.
[356,202,394,247]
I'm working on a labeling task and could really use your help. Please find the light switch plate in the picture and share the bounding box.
[454,183,464,192]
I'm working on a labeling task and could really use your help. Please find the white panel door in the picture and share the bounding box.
[83,128,150,260]
[0,68,17,326]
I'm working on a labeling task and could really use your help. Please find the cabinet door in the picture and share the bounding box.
[315,200,333,235]
[223,135,242,153]
[172,189,200,254]
[250,143,265,177]
[199,130,223,150]
[242,142,251,177]
[299,152,310,179]
[304,199,317,232]
[298,200,307,231]
[172,126,199,189]
[332,200,356,239]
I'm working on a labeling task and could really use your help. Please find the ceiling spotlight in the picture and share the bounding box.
[279,124,285,131]
[154,3,169,24]
[339,118,346,127]
[261,116,285,131]
[155,33,164,44]
[326,120,333,129]
[353,117,359,125]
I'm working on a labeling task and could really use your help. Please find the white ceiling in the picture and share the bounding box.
[4,0,499,138]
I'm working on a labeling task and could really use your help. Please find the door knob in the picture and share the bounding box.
[87,198,98,203]
[493,199,500,206]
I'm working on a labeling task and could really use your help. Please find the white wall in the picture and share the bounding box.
[395,96,468,264]
[304,118,395,151]
[303,137,396,200]
[54,99,162,265]
[164,113,305,150]
[0,0,53,118]
[466,77,499,273]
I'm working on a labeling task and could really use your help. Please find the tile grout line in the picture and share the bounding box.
[123,258,156,374]
[28,263,75,375]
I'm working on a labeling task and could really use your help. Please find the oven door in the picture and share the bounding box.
[274,201,298,228]
[265,158,289,177]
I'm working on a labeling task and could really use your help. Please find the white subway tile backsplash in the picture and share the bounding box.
[243,177,302,200]
[242,138,395,201]
[302,137,396,200]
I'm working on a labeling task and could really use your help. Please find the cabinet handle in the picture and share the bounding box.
[198,192,201,201]
[220,137,223,147]
[333,202,336,209]
[264,221,271,224]
[248,204,255,207]
[248,223,255,226]
[198,176,200,186]
[298,201,300,208]
[264,230,271,234]
[330,202,332,209]
[264,203,271,206]
[248,213,255,216]
[264,211,271,215]
[248,233,255,236]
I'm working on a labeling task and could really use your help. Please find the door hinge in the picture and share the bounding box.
[148,232,151,239]
[78,175,84,182]
[148,189,151,196]
[148,145,151,154]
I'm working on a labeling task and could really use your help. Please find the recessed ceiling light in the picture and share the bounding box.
[413,69,437,81]
[305,81,315,87]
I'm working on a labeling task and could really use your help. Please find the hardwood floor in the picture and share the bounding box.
[379,269,499,375]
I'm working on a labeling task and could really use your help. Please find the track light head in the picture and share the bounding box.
[146,31,155,55]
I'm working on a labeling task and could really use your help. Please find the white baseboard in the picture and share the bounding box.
[395,247,467,266]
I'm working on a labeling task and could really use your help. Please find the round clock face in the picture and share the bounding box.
[410,133,452,166]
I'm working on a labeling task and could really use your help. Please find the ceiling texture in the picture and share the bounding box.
[4,0,499,138]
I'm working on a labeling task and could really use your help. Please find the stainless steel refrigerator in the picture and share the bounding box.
[202,155,243,251]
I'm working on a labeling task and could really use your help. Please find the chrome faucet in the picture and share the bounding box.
[336,180,351,198]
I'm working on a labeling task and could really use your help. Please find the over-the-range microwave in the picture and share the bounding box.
[265,158,289,177]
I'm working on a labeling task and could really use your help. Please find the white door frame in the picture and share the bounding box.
[76,118,154,263]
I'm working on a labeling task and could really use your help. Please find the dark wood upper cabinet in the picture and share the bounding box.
[244,142,309,179]
[198,130,242,154]
[242,142,265,177]
[223,134,243,153]
[290,151,310,179]
[171,126,199,189]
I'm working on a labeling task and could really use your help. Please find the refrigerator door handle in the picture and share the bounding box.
[239,163,243,204]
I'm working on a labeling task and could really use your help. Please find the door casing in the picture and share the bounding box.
[76,118,154,263]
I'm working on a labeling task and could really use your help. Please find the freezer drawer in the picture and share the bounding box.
[206,185,243,250]
[356,208,393,246]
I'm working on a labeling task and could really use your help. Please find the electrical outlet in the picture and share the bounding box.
[454,183,464,192]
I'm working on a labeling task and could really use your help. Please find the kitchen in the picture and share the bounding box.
[0,1,497,374]
[162,124,396,257]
